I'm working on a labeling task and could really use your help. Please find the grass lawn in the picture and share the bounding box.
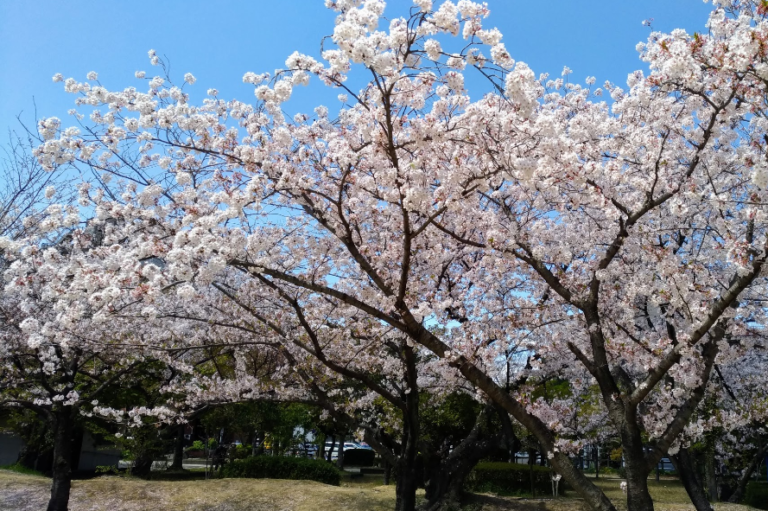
[0,470,756,511]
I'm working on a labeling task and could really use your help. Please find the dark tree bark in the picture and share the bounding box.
[396,463,419,511]
[728,441,768,503]
[670,448,713,511]
[621,421,655,511]
[420,406,502,511]
[170,425,185,470]
[131,454,154,478]
[393,344,421,511]
[336,432,346,470]
[46,408,75,511]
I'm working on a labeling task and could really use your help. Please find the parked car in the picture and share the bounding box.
[323,441,365,460]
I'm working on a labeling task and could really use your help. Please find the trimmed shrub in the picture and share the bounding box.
[745,481,768,510]
[231,444,251,460]
[343,449,375,467]
[220,455,341,486]
[465,462,562,496]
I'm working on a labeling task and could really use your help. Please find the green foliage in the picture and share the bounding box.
[116,424,170,477]
[420,392,480,447]
[190,440,206,451]
[200,402,318,457]
[220,455,341,486]
[530,379,572,402]
[464,462,558,497]
[232,444,251,460]
[745,481,768,510]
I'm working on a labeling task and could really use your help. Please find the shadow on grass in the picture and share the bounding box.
[142,468,207,481]
[462,493,586,511]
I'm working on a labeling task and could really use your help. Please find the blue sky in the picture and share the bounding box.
[0,0,714,137]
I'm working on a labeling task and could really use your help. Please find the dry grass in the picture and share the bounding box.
[0,470,399,511]
[0,470,757,511]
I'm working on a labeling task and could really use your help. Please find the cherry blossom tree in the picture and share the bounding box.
[144,266,519,511]
[31,1,768,510]
[0,133,65,241]
[0,218,192,511]
[670,348,768,507]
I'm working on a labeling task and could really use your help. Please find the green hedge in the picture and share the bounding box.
[465,462,561,496]
[745,481,768,510]
[220,456,341,486]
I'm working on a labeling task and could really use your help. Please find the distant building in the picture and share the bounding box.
[0,434,24,466]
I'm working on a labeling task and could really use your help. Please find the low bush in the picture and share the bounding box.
[231,444,251,460]
[745,481,768,510]
[220,455,341,486]
[465,462,563,497]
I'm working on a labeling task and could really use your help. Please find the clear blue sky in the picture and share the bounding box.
[0,1,714,136]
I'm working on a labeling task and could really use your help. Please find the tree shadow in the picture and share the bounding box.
[463,493,588,511]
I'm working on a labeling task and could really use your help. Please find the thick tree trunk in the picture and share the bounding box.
[393,435,420,511]
[423,332,618,511]
[384,461,392,485]
[421,407,501,511]
[549,450,617,511]
[621,424,655,511]
[422,440,497,511]
[170,425,185,470]
[47,409,75,511]
[728,441,768,503]
[394,345,422,511]
[396,464,419,511]
[670,448,713,511]
[390,343,421,511]
[131,454,154,477]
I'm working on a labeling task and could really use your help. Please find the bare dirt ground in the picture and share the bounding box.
[0,470,754,511]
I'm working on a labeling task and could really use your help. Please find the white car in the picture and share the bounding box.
[323,441,363,460]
